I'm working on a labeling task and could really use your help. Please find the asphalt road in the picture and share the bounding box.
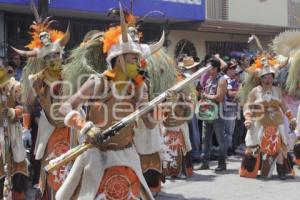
[156,156,300,200]
[24,155,300,200]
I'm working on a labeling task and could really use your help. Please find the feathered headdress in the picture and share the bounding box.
[272,30,300,97]
[25,17,65,50]
[21,57,45,102]
[103,2,165,68]
[286,52,300,98]
[238,34,286,104]
[246,55,278,74]
[11,1,70,58]
[62,31,107,95]
[238,55,279,105]
[147,48,177,100]
[272,30,300,57]
[103,26,122,54]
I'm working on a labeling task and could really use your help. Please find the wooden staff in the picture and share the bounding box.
[45,64,212,173]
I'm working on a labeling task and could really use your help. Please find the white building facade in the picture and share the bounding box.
[166,0,297,59]
[0,0,299,59]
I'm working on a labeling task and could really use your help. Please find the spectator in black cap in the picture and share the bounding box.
[199,58,228,172]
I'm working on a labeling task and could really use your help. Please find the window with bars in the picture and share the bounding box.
[206,0,228,20]
[5,13,162,54]
[288,0,300,27]
[174,39,198,59]
[5,13,110,51]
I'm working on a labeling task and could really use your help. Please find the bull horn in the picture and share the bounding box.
[11,46,37,57]
[45,20,57,30]
[43,16,53,27]
[119,2,128,43]
[30,0,42,23]
[60,22,70,47]
[248,34,263,52]
[90,32,104,41]
[149,30,165,54]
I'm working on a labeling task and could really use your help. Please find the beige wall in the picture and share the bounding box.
[228,0,288,26]
[166,30,273,59]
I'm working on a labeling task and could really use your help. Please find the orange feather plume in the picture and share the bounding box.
[25,21,64,50]
[103,26,122,53]
[247,55,278,72]
[126,14,137,26]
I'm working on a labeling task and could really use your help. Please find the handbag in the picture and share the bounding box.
[196,98,219,122]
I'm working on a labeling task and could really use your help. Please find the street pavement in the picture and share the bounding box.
[25,155,300,200]
[156,156,300,200]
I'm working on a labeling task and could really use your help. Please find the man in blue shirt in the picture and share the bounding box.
[11,54,23,81]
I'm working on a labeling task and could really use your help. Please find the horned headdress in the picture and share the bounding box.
[12,2,70,59]
[103,2,165,69]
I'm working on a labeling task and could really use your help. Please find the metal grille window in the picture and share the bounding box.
[288,0,300,27]
[206,0,228,20]
[174,39,198,59]
[5,13,162,54]
[6,14,32,48]
[205,41,248,57]
[5,13,109,51]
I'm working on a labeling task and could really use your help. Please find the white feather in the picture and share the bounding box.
[272,30,300,57]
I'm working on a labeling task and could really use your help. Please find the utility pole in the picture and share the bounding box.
[38,0,49,20]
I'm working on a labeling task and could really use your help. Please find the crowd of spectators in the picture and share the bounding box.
[177,53,251,172]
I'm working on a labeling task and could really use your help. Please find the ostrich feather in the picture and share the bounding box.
[272,30,300,57]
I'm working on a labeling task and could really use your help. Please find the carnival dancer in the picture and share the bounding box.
[61,29,106,96]
[12,13,71,198]
[125,11,165,192]
[160,56,195,179]
[115,9,177,191]
[239,57,296,179]
[294,105,300,165]
[55,3,165,199]
[0,57,28,199]
[272,31,300,166]
[272,57,299,168]
[133,48,178,192]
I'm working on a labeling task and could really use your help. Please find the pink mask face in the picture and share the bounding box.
[40,32,51,46]
[128,27,139,42]
[261,58,268,66]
